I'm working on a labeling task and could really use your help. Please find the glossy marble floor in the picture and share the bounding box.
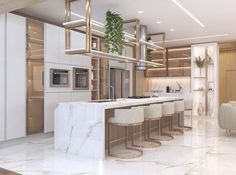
[0,117,236,175]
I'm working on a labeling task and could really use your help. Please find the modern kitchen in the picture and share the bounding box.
[1,0,236,174]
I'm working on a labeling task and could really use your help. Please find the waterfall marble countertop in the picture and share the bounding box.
[54,97,183,160]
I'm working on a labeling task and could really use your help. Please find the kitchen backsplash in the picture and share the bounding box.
[147,77,191,93]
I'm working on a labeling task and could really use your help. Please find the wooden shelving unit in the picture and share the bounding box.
[191,43,218,117]
[63,0,166,68]
[91,37,100,100]
[146,46,191,77]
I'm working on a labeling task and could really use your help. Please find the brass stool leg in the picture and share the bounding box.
[171,113,184,135]
[178,111,192,130]
[108,123,111,156]
[132,120,161,148]
[159,116,174,140]
[108,123,143,159]
[146,119,162,145]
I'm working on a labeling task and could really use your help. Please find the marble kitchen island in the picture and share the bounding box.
[54,97,182,160]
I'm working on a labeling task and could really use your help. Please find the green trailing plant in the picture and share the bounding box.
[147,48,152,61]
[195,56,205,76]
[104,10,124,55]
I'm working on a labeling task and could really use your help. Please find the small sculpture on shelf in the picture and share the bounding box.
[176,82,183,93]
[195,56,205,76]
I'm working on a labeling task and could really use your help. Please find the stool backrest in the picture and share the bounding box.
[162,102,174,116]
[144,104,162,119]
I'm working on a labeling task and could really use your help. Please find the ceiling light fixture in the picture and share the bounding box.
[172,0,205,28]
[156,21,162,24]
[137,10,144,14]
[154,34,229,43]
[170,29,175,32]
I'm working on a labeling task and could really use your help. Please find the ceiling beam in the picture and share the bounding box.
[0,0,46,13]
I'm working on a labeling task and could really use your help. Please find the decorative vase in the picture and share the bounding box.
[198,103,204,116]
[199,68,202,77]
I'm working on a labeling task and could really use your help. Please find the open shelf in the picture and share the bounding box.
[139,60,164,67]
[63,19,136,41]
[194,76,206,79]
[64,0,166,70]
[194,89,205,92]
[140,40,164,50]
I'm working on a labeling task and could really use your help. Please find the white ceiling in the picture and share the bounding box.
[17,0,236,47]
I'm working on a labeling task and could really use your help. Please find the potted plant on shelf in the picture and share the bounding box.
[195,56,205,76]
[104,10,124,55]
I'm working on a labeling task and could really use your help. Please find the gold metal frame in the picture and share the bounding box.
[160,115,174,140]
[64,0,166,67]
[178,111,192,130]
[148,32,166,65]
[108,122,143,159]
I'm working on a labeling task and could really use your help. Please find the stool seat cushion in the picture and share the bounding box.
[174,100,184,113]
[162,102,175,116]
[108,107,144,125]
[144,104,162,120]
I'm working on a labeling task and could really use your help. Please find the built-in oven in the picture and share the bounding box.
[73,68,89,90]
[50,69,70,87]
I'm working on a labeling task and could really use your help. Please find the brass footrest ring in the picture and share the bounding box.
[109,146,143,159]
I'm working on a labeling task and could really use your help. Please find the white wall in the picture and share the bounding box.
[0,14,5,141]
[44,24,91,132]
[6,13,26,140]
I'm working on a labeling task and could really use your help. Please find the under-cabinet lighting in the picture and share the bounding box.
[147,66,191,71]
[154,34,229,43]
[172,0,205,28]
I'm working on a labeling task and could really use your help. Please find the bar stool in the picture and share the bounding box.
[143,104,162,145]
[161,102,175,139]
[108,107,144,159]
[184,95,193,130]
[130,105,161,148]
[173,100,185,134]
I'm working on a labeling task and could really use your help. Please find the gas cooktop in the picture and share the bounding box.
[128,96,151,99]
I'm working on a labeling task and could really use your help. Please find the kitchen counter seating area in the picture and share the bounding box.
[54,97,188,160]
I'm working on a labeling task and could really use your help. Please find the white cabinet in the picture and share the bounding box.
[44,23,60,63]
[0,14,5,141]
[45,23,72,64]
[6,13,26,140]
[44,23,92,133]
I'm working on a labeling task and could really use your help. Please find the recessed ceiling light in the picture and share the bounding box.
[156,21,162,24]
[170,29,175,32]
[172,0,205,28]
[137,10,144,14]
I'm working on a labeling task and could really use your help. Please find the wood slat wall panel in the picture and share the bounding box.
[219,42,236,105]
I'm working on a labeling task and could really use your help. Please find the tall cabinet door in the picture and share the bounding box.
[0,14,5,141]
[6,13,26,140]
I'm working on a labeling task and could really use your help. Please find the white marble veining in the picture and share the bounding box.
[54,97,182,160]
[1,117,236,175]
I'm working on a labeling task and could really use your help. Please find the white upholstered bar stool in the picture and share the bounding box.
[143,104,162,146]
[161,102,175,139]
[183,95,193,130]
[173,100,185,134]
[108,107,144,158]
